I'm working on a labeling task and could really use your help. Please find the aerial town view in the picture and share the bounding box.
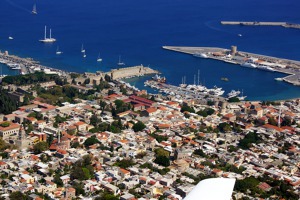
[0,0,300,200]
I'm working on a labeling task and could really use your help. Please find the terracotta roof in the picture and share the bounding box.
[0,122,20,131]
[75,121,86,126]
[120,168,130,174]
[146,107,157,113]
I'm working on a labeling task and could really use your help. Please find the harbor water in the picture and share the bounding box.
[1,0,300,100]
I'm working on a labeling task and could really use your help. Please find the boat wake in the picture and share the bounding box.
[5,0,31,13]
[204,20,236,35]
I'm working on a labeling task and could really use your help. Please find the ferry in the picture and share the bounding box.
[39,26,56,43]
[193,52,208,58]
[152,74,166,83]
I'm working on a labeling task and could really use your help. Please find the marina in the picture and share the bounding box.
[163,46,300,86]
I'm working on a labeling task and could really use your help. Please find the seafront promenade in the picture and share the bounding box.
[163,46,300,86]
[0,51,159,82]
[0,51,69,76]
[220,21,300,29]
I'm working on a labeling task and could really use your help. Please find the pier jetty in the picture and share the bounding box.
[220,21,300,29]
[163,45,300,86]
[108,65,159,80]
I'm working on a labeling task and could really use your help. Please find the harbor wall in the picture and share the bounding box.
[109,65,158,80]
[220,21,300,29]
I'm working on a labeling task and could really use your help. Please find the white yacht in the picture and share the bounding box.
[81,44,85,53]
[39,26,56,43]
[56,46,63,55]
[8,36,14,40]
[241,62,257,68]
[193,52,208,58]
[227,90,241,98]
[117,55,125,66]
[97,53,102,62]
[83,52,86,58]
[256,64,274,72]
[32,2,37,14]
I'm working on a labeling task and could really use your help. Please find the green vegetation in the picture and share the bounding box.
[238,131,262,149]
[0,121,10,127]
[197,108,215,117]
[111,99,132,117]
[234,176,259,193]
[154,148,170,167]
[228,97,240,102]
[36,85,96,105]
[140,163,170,175]
[70,155,94,181]
[27,112,43,120]
[150,133,168,143]
[0,137,15,151]
[2,72,60,86]
[180,105,195,113]
[114,159,135,169]
[0,90,18,114]
[193,149,208,158]
[33,141,49,154]
[84,135,100,148]
[9,191,29,200]
[132,121,146,132]
[217,122,232,132]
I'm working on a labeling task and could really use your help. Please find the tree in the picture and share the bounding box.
[9,191,29,200]
[180,105,195,113]
[84,78,90,85]
[90,114,101,127]
[155,148,170,157]
[154,156,170,167]
[132,121,146,132]
[84,136,99,148]
[114,159,135,168]
[33,141,49,154]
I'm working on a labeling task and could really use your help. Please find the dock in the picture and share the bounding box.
[162,46,300,86]
[108,65,159,80]
[220,21,300,29]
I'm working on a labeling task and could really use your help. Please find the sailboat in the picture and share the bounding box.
[56,46,63,55]
[39,26,56,43]
[97,53,102,62]
[81,44,85,53]
[32,2,37,15]
[117,55,125,66]
[83,51,86,58]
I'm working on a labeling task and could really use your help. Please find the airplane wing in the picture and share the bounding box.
[183,178,236,200]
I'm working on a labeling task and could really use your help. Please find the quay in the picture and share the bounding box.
[0,51,69,76]
[108,65,159,80]
[220,21,300,29]
[162,45,300,86]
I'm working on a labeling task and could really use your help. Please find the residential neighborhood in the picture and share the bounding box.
[0,72,299,200]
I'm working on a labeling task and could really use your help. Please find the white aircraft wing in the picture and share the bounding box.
[183,178,236,200]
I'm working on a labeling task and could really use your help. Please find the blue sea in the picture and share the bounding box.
[1,0,300,100]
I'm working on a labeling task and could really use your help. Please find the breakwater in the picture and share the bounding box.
[162,46,300,86]
[109,65,159,80]
[220,21,300,29]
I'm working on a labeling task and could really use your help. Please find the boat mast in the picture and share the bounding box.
[44,26,47,39]
[198,69,200,85]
